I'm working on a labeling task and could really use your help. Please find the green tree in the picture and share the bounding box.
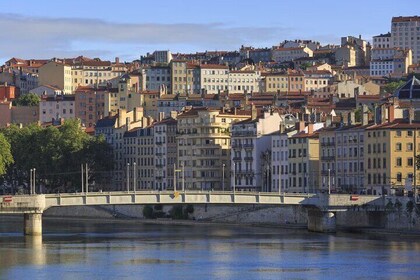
[15,93,41,106]
[383,80,405,95]
[0,133,14,176]
[299,62,312,70]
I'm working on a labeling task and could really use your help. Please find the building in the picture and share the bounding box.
[365,115,420,196]
[231,108,282,192]
[153,50,173,64]
[288,122,320,193]
[262,72,288,93]
[228,70,261,94]
[170,60,196,95]
[39,94,75,123]
[272,47,313,63]
[0,102,38,127]
[74,86,107,128]
[199,64,229,94]
[303,70,333,91]
[144,65,171,92]
[153,117,178,190]
[95,109,143,190]
[391,16,420,63]
[38,60,73,94]
[177,107,250,190]
[29,85,63,97]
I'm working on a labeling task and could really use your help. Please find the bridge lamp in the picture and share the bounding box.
[222,163,225,192]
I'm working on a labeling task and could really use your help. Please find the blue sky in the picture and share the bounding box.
[0,0,416,64]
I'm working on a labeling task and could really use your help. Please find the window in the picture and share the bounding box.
[396,157,402,166]
[407,143,413,151]
[396,173,402,182]
[396,131,402,137]
[408,131,413,136]
[408,157,414,166]
[396,143,402,151]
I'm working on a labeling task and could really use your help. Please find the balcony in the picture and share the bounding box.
[233,156,242,161]
[155,152,165,157]
[321,170,336,176]
[155,141,164,145]
[244,156,253,161]
[321,156,335,161]
[156,176,163,180]
[232,131,255,137]
[243,143,254,149]
[231,143,242,149]
[321,142,335,147]
[155,164,165,168]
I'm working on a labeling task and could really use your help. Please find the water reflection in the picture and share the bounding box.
[0,216,420,279]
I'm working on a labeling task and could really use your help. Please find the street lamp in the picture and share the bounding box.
[127,163,130,192]
[233,162,236,194]
[222,163,226,191]
[328,168,331,195]
[133,162,137,193]
[182,162,185,192]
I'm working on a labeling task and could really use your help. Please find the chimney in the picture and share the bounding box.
[115,57,120,64]
[308,123,314,134]
[326,115,332,127]
[170,111,178,119]
[126,117,131,131]
[362,104,369,126]
[296,121,305,132]
[374,106,380,125]
[409,106,414,125]
[388,104,395,123]
[133,107,137,122]
[159,112,165,121]
[381,104,387,124]
[279,122,285,133]
[251,104,257,120]
[348,111,355,126]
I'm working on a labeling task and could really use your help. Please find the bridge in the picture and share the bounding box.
[0,191,385,235]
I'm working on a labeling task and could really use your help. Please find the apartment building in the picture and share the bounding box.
[231,108,282,192]
[153,117,177,190]
[144,65,171,92]
[39,94,75,123]
[365,118,420,195]
[74,86,106,128]
[288,123,320,193]
[95,109,143,190]
[262,72,288,93]
[272,47,313,63]
[170,60,196,95]
[303,70,333,91]
[288,71,305,92]
[177,107,249,190]
[199,64,229,94]
[228,70,261,94]
[38,61,73,94]
[391,16,420,63]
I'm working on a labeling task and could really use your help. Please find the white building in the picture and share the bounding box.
[391,16,420,63]
[228,70,261,94]
[231,108,282,191]
[39,94,75,123]
[272,47,313,63]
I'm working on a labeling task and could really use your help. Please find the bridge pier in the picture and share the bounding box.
[24,213,43,236]
[307,209,336,233]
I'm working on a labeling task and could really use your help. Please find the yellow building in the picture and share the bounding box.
[38,61,73,94]
[170,60,196,95]
[288,123,320,193]
[177,107,249,190]
[365,117,420,195]
[263,72,288,92]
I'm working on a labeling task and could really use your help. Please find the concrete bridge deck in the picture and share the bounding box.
[0,191,385,235]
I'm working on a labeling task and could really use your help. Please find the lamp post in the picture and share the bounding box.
[222,163,225,191]
[233,162,236,195]
[127,163,130,192]
[33,168,36,194]
[328,168,331,195]
[133,162,136,193]
[182,162,185,192]
[29,169,33,195]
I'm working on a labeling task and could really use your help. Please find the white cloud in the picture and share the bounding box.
[0,13,291,61]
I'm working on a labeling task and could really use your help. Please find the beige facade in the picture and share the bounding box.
[38,61,73,94]
[199,64,229,94]
[392,16,420,63]
[288,124,319,193]
[170,60,196,95]
[263,73,288,92]
[272,47,313,63]
[177,107,249,190]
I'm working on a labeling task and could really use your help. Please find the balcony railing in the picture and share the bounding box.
[243,143,254,149]
[155,164,165,168]
[321,156,335,161]
[232,143,242,149]
[321,142,335,147]
[244,156,253,161]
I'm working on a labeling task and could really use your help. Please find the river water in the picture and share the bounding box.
[0,216,420,280]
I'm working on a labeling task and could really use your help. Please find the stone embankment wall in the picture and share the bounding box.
[44,197,420,231]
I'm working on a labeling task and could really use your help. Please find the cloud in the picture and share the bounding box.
[0,13,291,61]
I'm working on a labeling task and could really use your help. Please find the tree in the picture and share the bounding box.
[383,80,405,95]
[0,133,14,176]
[299,62,312,70]
[15,93,41,106]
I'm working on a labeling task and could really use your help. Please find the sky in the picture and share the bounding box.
[0,0,416,64]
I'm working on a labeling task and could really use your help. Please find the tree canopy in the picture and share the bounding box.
[15,93,41,106]
[0,133,14,176]
[383,80,405,95]
[0,119,113,193]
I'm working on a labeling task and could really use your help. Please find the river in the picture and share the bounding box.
[0,216,420,280]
